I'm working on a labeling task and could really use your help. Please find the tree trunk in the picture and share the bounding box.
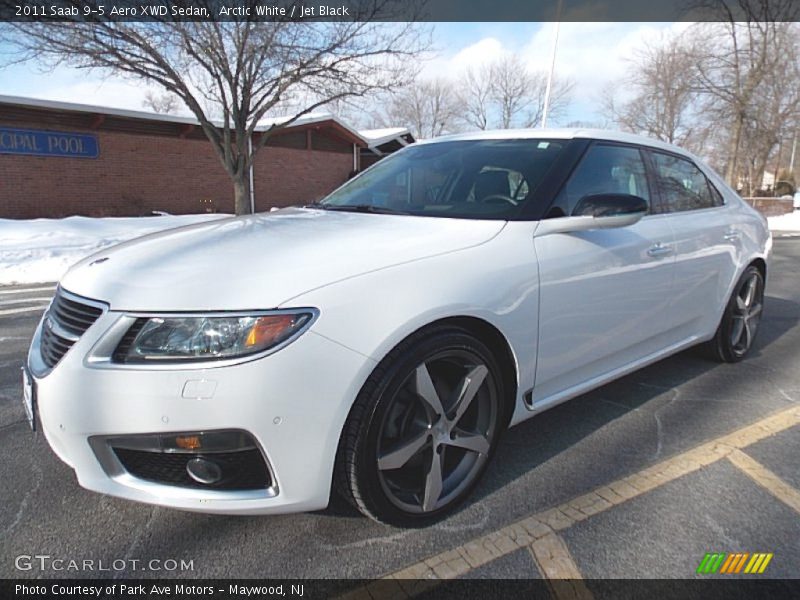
[725,113,744,188]
[233,173,252,216]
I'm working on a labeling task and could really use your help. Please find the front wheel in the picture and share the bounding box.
[336,327,506,525]
[706,265,765,362]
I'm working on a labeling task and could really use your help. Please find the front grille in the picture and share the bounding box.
[112,448,272,491]
[40,288,106,368]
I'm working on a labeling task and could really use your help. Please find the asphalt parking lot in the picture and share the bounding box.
[1,237,799,588]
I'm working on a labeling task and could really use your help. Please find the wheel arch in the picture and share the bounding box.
[340,314,520,436]
[749,257,767,283]
[430,316,520,426]
[330,313,521,518]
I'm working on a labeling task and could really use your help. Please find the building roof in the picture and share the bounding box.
[0,94,367,146]
[358,127,412,148]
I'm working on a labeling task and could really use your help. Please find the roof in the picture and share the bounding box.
[0,94,366,146]
[421,128,698,161]
[358,127,412,148]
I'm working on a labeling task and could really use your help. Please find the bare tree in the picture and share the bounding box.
[459,63,493,130]
[143,89,179,114]
[490,54,532,129]
[457,53,573,131]
[520,72,573,129]
[739,25,800,191]
[686,0,799,186]
[381,78,463,139]
[2,3,429,214]
[603,33,702,148]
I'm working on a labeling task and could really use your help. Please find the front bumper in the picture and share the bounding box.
[27,311,374,515]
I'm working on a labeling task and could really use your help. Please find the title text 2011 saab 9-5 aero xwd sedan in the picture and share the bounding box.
[24,130,771,525]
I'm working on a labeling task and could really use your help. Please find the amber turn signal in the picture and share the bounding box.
[175,435,202,450]
[245,315,297,348]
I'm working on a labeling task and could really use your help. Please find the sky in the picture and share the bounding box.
[0,22,686,127]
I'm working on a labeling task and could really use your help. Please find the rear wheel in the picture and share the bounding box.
[336,327,506,525]
[706,265,764,362]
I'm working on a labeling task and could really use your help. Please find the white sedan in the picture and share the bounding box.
[24,129,771,525]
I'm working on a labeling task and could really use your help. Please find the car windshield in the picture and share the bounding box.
[321,139,567,219]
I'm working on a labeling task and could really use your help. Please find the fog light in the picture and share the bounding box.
[186,457,223,484]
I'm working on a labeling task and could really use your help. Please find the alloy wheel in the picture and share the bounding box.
[730,271,763,357]
[375,350,499,514]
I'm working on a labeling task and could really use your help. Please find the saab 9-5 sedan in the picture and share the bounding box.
[24,130,770,525]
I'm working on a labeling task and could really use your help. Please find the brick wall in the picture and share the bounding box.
[0,121,355,219]
[253,145,353,211]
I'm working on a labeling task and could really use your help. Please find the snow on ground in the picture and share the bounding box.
[768,210,800,232]
[0,214,230,285]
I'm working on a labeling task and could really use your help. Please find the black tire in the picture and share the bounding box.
[335,325,507,526]
[706,265,765,363]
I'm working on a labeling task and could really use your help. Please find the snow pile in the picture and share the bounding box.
[0,214,230,285]
[767,210,800,232]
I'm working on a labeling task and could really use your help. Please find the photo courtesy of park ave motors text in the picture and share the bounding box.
[1,0,800,592]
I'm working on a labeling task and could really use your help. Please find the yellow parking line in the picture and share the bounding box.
[529,532,585,579]
[529,533,594,600]
[337,405,800,599]
[727,449,800,515]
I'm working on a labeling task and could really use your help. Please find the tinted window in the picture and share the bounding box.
[323,139,566,219]
[651,152,721,212]
[465,167,531,203]
[548,144,650,217]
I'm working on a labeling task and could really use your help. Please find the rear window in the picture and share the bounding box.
[651,152,723,212]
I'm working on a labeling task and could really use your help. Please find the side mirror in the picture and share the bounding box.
[572,193,648,218]
[535,193,648,237]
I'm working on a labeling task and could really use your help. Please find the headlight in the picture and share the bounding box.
[113,311,316,363]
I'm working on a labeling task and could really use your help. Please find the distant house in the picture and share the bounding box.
[0,95,411,219]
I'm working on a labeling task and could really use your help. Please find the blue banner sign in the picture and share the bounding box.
[0,127,99,159]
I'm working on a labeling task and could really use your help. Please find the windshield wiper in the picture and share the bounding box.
[323,204,410,215]
[300,201,330,210]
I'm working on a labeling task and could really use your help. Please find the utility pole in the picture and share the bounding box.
[541,0,563,128]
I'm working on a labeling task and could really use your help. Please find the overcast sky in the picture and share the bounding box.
[0,22,686,126]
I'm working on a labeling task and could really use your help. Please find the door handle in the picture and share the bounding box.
[647,243,673,258]
[724,230,741,242]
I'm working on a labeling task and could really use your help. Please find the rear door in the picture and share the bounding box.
[646,150,741,340]
[533,143,676,404]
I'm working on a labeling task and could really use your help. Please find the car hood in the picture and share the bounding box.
[60,208,506,311]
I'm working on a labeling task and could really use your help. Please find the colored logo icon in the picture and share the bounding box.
[697,552,773,574]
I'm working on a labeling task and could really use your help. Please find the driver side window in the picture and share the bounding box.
[548,144,650,218]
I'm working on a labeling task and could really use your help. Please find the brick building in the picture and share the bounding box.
[0,95,412,219]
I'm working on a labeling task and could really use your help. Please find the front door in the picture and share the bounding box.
[533,143,676,405]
